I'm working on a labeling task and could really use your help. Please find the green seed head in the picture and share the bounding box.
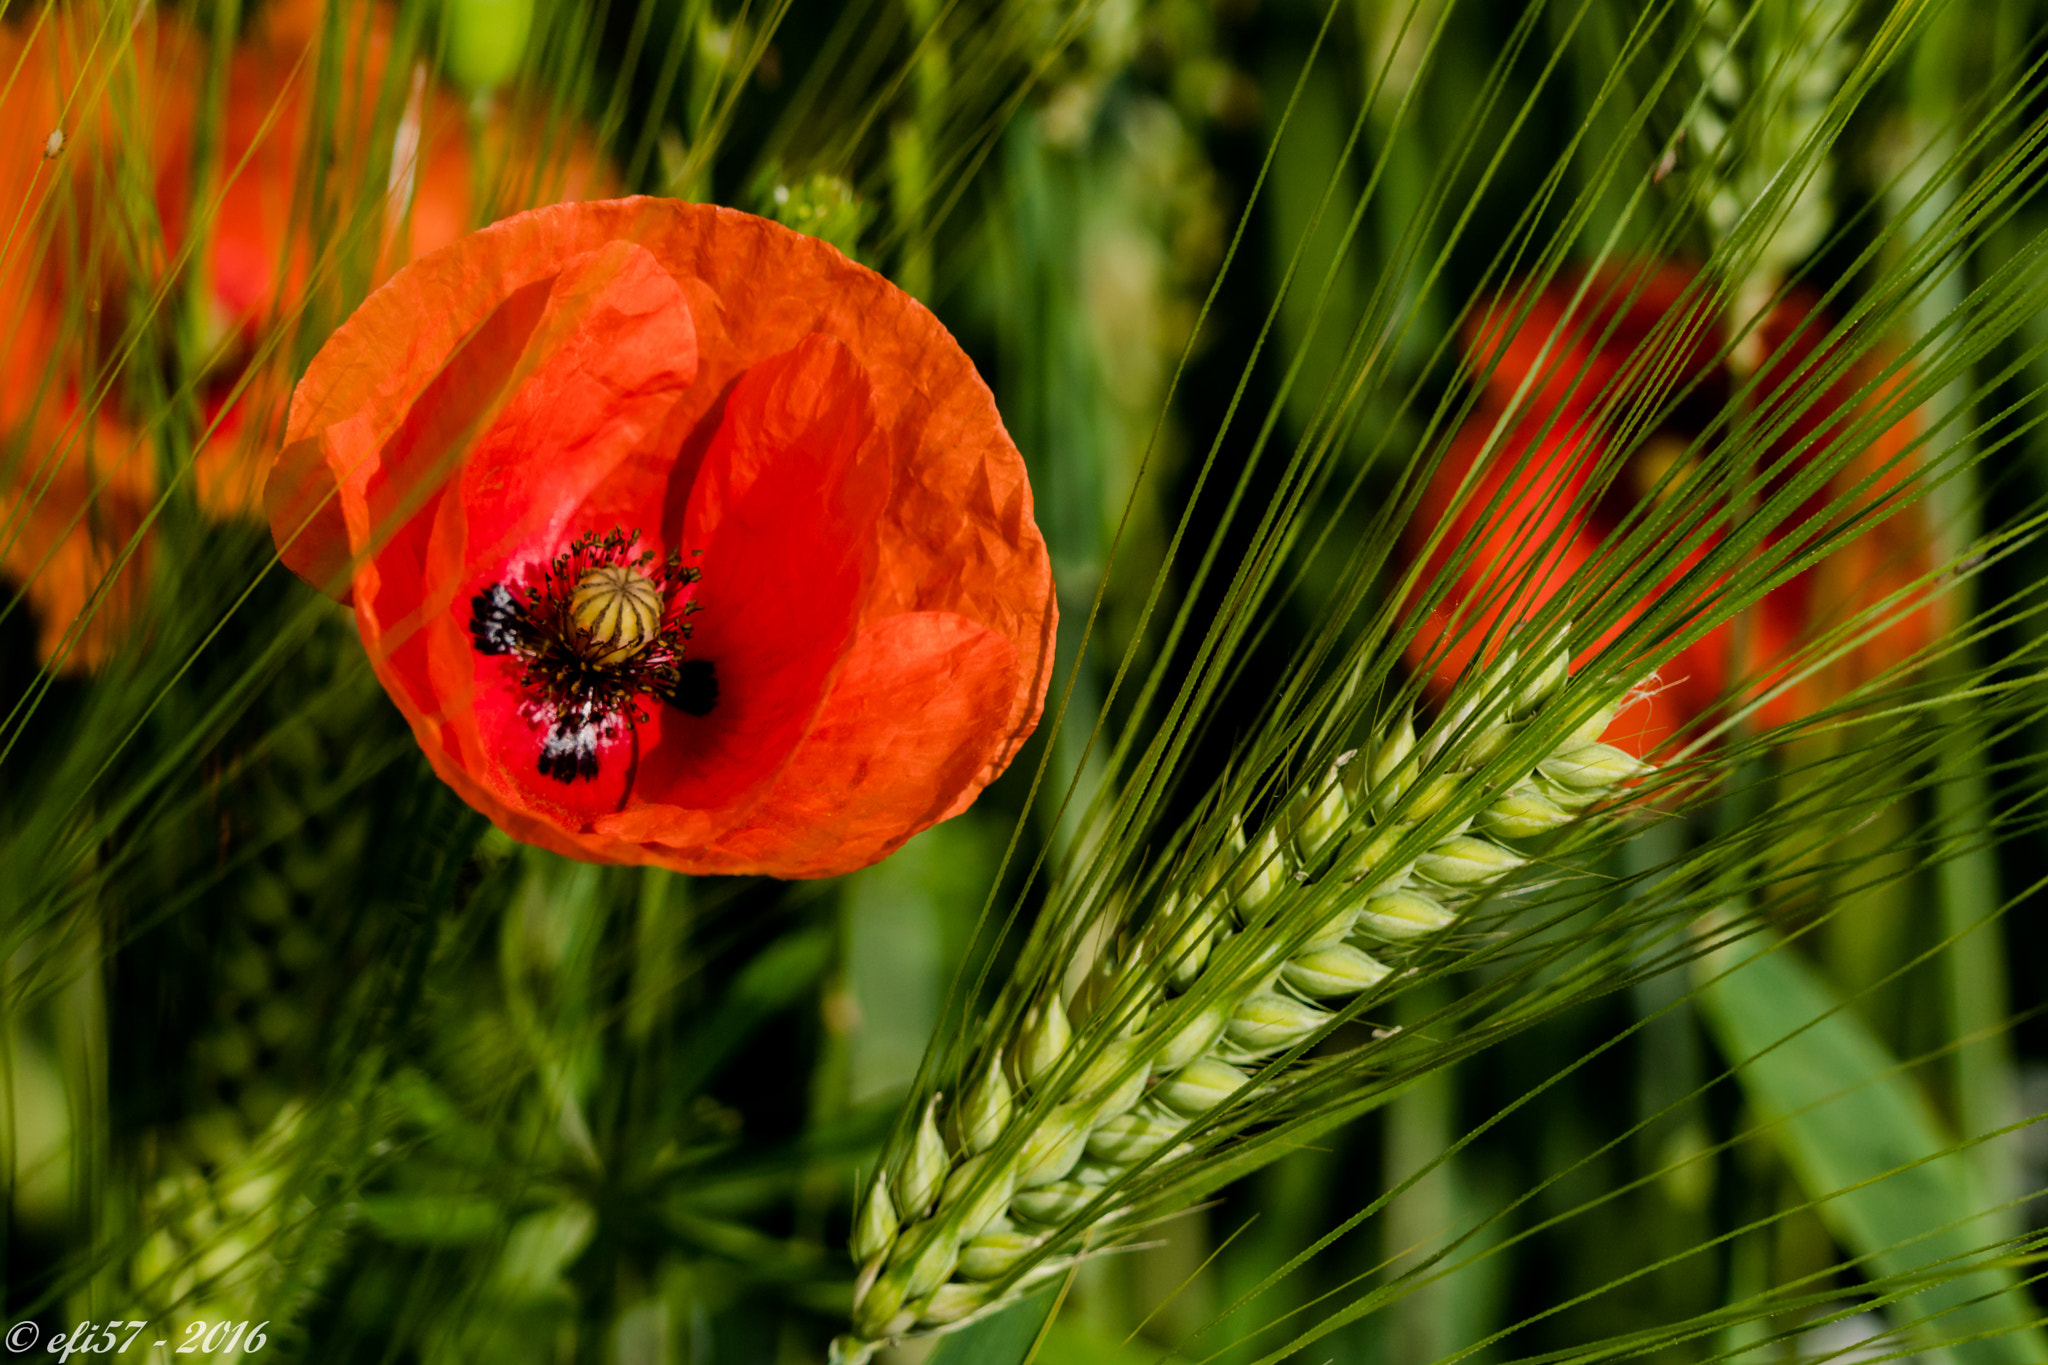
[1153,997,1231,1071]
[955,1056,1013,1155]
[938,1152,1018,1240]
[915,1280,990,1326]
[851,1264,914,1339]
[1362,714,1418,817]
[1011,1179,1096,1226]
[1562,695,1627,749]
[440,0,535,91]
[895,1221,964,1299]
[1480,786,1574,839]
[1282,942,1391,997]
[1421,668,1507,768]
[1234,826,1292,913]
[892,1095,949,1220]
[1541,742,1646,793]
[1073,1037,1147,1119]
[1016,1101,1094,1188]
[1417,835,1526,887]
[1515,633,1572,714]
[1335,824,1413,895]
[1015,994,1072,1086]
[1300,899,1361,952]
[1291,768,1352,860]
[1355,888,1457,941]
[1405,771,1463,824]
[1197,819,1248,903]
[958,1228,1044,1280]
[1225,991,1332,1053]
[850,1172,899,1264]
[1157,1056,1249,1115]
[1154,893,1225,991]
[1086,1103,1183,1164]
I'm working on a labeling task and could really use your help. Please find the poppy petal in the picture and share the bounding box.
[269,198,1056,877]
[608,610,1019,878]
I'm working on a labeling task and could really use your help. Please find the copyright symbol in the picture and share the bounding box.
[4,1321,37,1352]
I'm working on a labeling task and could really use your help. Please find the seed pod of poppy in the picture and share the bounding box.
[1014,995,1072,1087]
[1234,826,1291,914]
[938,1152,1018,1241]
[568,563,663,663]
[1226,991,1332,1053]
[850,1172,898,1264]
[1355,888,1457,941]
[1417,835,1526,887]
[916,1280,990,1326]
[958,1228,1044,1280]
[1480,786,1574,839]
[1010,1179,1096,1226]
[892,1220,963,1300]
[1541,742,1645,793]
[1283,942,1391,998]
[1015,1101,1094,1189]
[1086,1103,1183,1164]
[1153,997,1231,1072]
[1157,1056,1249,1115]
[1073,1038,1147,1120]
[892,1095,948,1220]
[953,1057,1012,1155]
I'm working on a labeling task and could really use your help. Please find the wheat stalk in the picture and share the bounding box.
[1684,0,1858,354]
[829,634,1656,1361]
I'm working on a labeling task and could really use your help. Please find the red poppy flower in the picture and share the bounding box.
[264,197,1057,879]
[0,3,609,669]
[1405,265,1934,753]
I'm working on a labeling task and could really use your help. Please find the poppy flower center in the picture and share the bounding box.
[468,528,718,784]
[570,564,664,663]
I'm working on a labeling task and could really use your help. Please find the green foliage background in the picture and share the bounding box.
[1,0,2045,1362]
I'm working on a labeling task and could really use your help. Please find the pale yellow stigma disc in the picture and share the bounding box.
[570,565,663,661]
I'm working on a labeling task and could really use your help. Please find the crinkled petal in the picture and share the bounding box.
[648,611,1020,878]
[269,198,1055,876]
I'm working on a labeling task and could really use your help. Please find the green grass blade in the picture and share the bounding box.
[926,1285,1058,1364]
[1693,916,2048,1365]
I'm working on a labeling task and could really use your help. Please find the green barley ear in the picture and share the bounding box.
[1684,0,1859,326]
[125,1104,356,1344]
[834,633,1656,1359]
[890,1094,949,1221]
[952,1055,1014,1154]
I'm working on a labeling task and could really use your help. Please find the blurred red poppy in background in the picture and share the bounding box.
[1403,264,1934,753]
[0,1,608,669]
[266,197,1057,879]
